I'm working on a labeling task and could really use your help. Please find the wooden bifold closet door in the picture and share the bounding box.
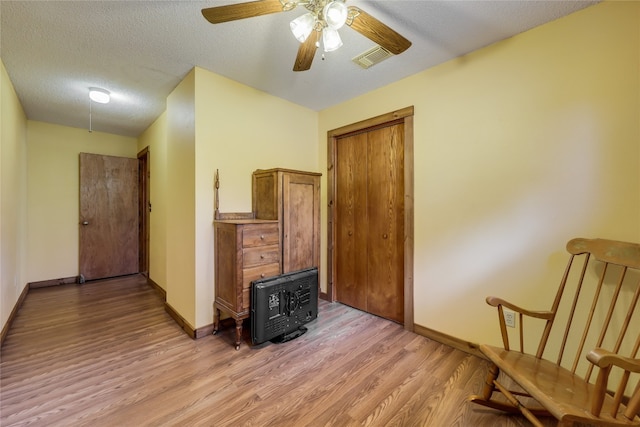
[335,121,405,323]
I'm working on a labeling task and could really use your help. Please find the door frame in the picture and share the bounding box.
[79,153,140,281]
[326,106,414,331]
[138,147,150,276]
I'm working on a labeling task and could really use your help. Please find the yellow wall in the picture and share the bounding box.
[26,122,138,282]
[4,1,638,349]
[193,67,318,327]
[165,69,197,325]
[153,67,318,329]
[1,59,28,330]
[319,0,640,347]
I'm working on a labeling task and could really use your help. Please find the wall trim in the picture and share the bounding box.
[1,283,30,347]
[147,278,214,339]
[164,302,196,339]
[194,323,215,339]
[28,276,78,289]
[3,276,79,346]
[5,273,210,345]
[146,276,167,301]
[413,323,485,359]
[164,302,214,340]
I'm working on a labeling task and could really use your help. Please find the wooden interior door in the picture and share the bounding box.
[79,153,139,281]
[137,147,150,276]
[335,122,405,323]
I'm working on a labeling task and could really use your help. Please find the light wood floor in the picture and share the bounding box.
[1,274,551,426]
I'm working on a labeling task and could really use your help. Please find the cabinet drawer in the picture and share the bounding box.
[241,263,280,311]
[243,245,280,268]
[243,225,279,247]
[242,263,280,289]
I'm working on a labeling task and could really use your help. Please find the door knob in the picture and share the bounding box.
[82,221,89,225]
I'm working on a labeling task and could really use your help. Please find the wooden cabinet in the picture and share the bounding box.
[212,168,321,349]
[213,219,280,350]
[252,168,321,274]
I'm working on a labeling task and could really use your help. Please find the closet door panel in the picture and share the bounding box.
[335,132,368,311]
[366,123,405,323]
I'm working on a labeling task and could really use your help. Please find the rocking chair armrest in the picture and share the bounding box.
[587,349,640,418]
[485,296,554,320]
[587,348,640,373]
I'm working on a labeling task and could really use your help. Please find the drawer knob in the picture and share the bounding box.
[261,273,265,278]
[260,255,265,259]
[260,235,265,240]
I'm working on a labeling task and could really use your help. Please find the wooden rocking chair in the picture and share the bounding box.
[469,237,640,426]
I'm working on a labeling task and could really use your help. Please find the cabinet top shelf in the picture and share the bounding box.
[253,168,322,177]
[214,219,278,225]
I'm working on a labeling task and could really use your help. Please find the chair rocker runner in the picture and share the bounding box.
[469,237,640,427]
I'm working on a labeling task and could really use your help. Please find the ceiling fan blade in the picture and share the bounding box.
[346,7,412,55]
[202,0,285,24]
[293,31,319,72]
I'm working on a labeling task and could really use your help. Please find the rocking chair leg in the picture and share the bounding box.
[468,363,503,408]
[481,363,500,400]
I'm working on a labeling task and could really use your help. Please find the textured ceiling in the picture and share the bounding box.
[1,0,599,137]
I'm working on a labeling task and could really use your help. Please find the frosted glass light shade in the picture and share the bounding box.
[89,87,110,104]
[323,1,348,29]
[290,13,315,43]
[322,27,342,52]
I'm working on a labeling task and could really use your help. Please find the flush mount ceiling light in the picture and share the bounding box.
[88,87,110,133]
[89,87,110,104]
[201,0,412,72]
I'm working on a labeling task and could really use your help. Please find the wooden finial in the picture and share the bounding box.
[214,169,220,220]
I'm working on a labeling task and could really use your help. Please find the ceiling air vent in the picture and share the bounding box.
[352,46,393,69]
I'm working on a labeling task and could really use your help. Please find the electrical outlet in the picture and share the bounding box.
[504,309,516,328]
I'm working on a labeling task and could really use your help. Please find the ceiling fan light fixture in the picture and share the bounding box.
[89,87,110,104]
[322,27,342,52]
[290,12,315,43]
[323,1,348,29]
[201,0,412,72]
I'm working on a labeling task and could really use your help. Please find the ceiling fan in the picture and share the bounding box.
[201,0,412,72]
